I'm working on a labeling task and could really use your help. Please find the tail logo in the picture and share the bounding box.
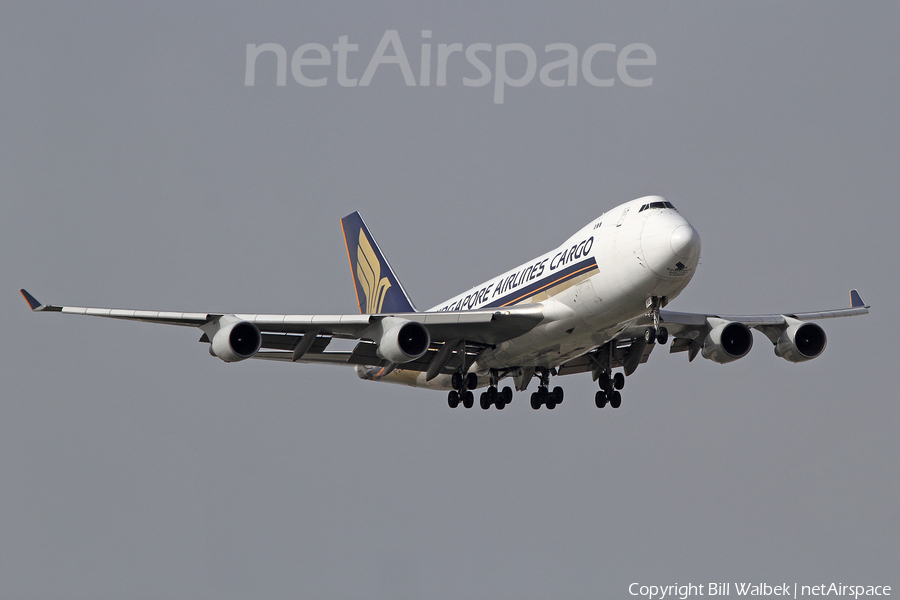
[357,230,392,313]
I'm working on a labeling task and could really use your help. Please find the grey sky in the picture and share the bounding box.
[2,2,898,598]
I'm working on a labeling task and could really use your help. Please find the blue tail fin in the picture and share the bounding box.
[340,212,417,314]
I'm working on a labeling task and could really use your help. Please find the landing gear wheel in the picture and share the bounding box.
[462,390,474,409]
[530,392,541,410]
[598,371,611,391]
[644,327,657,344]
[480,392,490,410]
[610,390,622,409]
[496,397,506,410]
[465,372,478,390]
[595,390,607,408]
[501,386,513,404]
[552,386,564,404]
[451,372,462,390]
[613,372,625,390]
[536,386,554,410]
[448,390,460,408]
[482,386,497,409]
[656,326,668,345]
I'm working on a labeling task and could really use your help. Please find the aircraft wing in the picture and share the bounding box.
[624,289,870,361]
[19,289,544,369]
[555,289,869,377]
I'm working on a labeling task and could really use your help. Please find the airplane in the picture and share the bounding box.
[20,195,870,411]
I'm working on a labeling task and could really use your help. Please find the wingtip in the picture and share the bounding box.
[849,289,868,309]
[20,289,42,311]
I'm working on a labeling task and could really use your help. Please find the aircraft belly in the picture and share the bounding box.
[478,288,638,369]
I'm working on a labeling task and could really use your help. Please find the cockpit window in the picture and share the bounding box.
[639,201,676,212]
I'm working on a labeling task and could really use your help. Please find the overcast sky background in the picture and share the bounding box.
[2,2,898,599]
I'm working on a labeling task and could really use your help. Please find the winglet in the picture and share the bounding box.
[19,289,42,311]
[849,289,867,309]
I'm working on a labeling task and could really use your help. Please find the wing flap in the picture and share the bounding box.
[256,333,333,353]
[556,339,655,376]
[243,305,542,344]
[252,339,478,376]
[253,351,353,365]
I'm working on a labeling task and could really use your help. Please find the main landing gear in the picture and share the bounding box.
[448,371,477,409]
[445,365,628,411]
[530,369,564,410]
[595,370,625,408]
[448,371,513,410]
[530,386,564,410]
[480,386,513,410]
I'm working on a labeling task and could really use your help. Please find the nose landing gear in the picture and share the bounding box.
[646,296,669,345]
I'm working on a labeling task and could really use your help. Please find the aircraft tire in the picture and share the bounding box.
[496,398,506,410]
[451,372,462,390]
[448,391,460,408]
[480,392,490,410]
[613,372,625,390]
[552,386,564,404]
[466,372,478,390]
[462,391,474,409]
[644,327,656,344]
[598,372,611,391]
[657,327,668,345]
[530,392,541,410]
[487,386,498,403]
[501,386,513,404]
[595,390,607,408]
[610,391,622,409]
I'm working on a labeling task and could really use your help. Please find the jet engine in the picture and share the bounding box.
[209,320,262,362]
[775,322,826,362]
[375,318,431,364]
[701,320,753,364]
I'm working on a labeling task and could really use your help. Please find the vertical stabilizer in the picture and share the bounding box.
[340,212,418,314]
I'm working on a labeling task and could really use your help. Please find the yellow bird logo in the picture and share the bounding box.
[357,230,392,313]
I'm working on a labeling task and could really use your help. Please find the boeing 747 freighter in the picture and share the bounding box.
[21,196,869,410]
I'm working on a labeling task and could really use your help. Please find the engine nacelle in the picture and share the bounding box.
[701,320,753,364]
[209,319,261,362]
[775,322,826,362]
[375,318,431,364]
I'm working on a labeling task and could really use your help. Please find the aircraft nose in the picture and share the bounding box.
[640,215,702,279]
[670,224,701,260]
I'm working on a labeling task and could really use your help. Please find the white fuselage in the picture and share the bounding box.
[376,196,701,389]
